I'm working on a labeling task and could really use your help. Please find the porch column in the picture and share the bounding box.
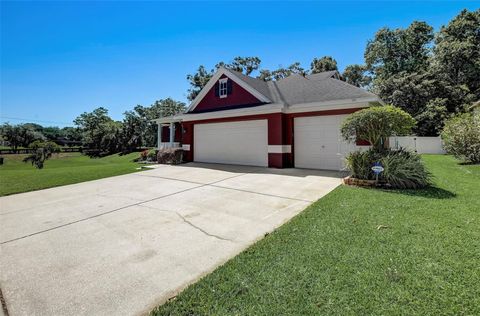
[169,122,175,146]
[157,123,162,149]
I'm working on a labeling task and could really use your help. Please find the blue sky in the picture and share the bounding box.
[1,1,478,127]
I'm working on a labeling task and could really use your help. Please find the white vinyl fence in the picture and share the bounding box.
[389,136,446,154]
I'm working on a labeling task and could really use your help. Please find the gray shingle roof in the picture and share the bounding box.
[229,69,377,106]
[306,70,339,81]
[276,74,376,105]
[228,69,275,101]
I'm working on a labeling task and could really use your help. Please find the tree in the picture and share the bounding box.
[310,56,338,73]
[74,107,121,156]
[23,140,61,169]
[120,110,145,153]
[0,123,23,152]
[269,62,306,80]
[18,125,45,147]
[186,65,215,101]
[227,56,261,75]
[61,127,83,142]
[342,64,371,88]
[414,98,449,136]
[42,126,62,141]
[0,123,44,151]
[257,69,273,81]
[341,105,416,151]
[148,98,186,118]
[365,21,434,79]
[432,9,480,101]
[441,112,480,163]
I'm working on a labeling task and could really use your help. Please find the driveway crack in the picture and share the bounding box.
[137,204,233,242]
[175,213,232,242]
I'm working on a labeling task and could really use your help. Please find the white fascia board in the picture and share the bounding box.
[285,97,380,114]
[185,67,272,113]
[151,116,184,124]
[182,103,284,122]
[185,70,224,113]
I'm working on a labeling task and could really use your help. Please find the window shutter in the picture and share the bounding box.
[214,82,219,97]
[227,79,233,95]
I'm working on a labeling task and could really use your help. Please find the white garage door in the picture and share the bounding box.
[194,120,268,167]
[294,115,356,170]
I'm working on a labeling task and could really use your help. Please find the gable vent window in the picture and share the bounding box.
[219,78,228,98]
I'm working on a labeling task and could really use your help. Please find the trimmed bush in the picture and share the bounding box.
[157,148,184,165]
[341,105,415,151]
[380,149,431,189]
[441,113,480,164]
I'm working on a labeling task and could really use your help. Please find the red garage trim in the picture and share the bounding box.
[181,107,366,168]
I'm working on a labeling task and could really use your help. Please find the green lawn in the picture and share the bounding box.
[151,155,480,316]
[0,152,142,196]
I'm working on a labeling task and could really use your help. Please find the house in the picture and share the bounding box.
[154,67,382,170]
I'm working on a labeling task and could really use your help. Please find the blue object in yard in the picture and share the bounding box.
[371,162,384,175]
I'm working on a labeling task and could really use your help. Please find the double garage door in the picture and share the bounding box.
[194,120,268,167]
[193,115,354,170]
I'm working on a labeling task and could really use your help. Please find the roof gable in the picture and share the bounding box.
[186,68,272,113]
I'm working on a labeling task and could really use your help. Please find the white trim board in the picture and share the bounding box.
[267,145,291,154]
[181,103,283,122]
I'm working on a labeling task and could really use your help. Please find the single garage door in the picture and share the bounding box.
[294,115,355,170]
[194,120,268,167]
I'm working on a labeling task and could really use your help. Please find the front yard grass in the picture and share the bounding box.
[0,152,142,196]
[151,155,479,315]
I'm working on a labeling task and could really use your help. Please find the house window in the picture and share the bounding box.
[219,78,228,98]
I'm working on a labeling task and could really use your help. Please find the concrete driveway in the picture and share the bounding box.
[0,163,341,316]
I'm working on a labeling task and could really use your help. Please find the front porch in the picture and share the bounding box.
[153,116,183,150]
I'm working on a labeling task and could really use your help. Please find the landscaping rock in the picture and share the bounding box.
[343,176,377,187]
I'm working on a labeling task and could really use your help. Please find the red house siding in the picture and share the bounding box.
[181,107,366,168]
[192,75,263,113]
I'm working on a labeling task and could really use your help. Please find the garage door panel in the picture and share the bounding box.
[194,120,268,167]
[294,115,355,170]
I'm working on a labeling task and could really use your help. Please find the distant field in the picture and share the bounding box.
[0,152,142,196]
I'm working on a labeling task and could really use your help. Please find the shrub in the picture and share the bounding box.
[341,105,415,151]
[345,148,430,189]
[441,113,480,164]
[157,148,184,165]
[147,149,157,161]
[380,149,431,189]
[345,149,379,180]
